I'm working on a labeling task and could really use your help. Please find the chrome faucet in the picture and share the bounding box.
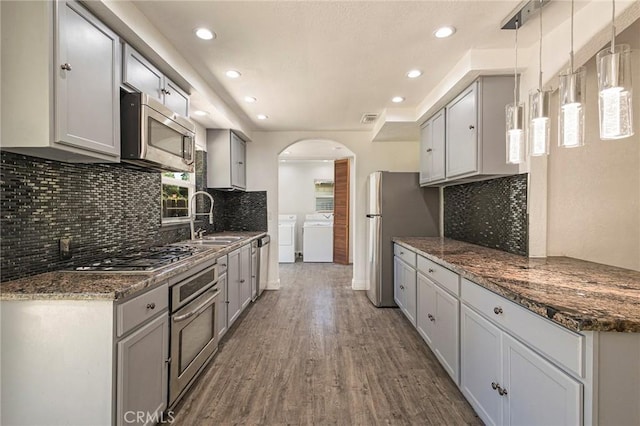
[189,191,214,240]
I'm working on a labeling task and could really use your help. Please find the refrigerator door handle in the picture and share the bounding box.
[366,214,382,218]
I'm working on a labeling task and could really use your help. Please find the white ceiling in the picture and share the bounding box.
[131,0,588,133]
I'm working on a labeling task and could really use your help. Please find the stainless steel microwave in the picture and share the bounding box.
[121,91,195,172]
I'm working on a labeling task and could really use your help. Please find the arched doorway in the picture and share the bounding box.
[277,139,355,268]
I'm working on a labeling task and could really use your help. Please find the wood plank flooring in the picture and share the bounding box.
[170,262,482,425]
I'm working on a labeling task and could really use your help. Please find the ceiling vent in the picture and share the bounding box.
[360,113,379,124]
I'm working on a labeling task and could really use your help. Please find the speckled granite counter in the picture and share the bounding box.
[0,232,266,301]
[393,237,640,333]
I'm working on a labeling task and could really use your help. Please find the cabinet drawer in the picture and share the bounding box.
[394,244,416,267]
[461,278,584,377]
[417,256,459,296]
[117,284,168,337]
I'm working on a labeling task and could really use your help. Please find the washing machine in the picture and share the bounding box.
[278,214,297,263]
[303,213,334,262]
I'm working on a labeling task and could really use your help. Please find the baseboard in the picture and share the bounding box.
[351,279,367,290]
[265,279,280,290]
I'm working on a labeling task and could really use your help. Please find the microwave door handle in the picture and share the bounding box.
[183,135,194,164]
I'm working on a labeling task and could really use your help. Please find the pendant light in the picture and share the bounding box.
[596,0,634,140]
[529,0,552,156]
[506,19,525,164]
[558,0,586,148]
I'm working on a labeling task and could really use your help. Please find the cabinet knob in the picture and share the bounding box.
[426,148,433,153]
[428,314,435,322]
[240,279,245,283]
[146,302,156,310]
[161,88,172,95]
[60,63,72,71]
[428,268,435,273]
[399,285,405,290]
[498,386,508,396]
[400,251,404,255]
[468,124,475,130]
[238,161,244,165]
[491,382,499,390]
[493,307,503,315]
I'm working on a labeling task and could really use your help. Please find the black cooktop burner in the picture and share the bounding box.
[74,245,201,272]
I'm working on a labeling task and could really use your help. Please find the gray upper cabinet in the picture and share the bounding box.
[207,129,247,191]
[444,76,518,182]
[1,0,120,162]
[419,109,446,185]
[123,44,190,118]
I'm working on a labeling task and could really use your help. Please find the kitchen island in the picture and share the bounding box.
[393,237,640,426]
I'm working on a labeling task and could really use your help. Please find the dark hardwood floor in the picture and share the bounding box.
[170,262,482,425]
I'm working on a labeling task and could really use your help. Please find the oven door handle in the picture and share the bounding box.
[173,289,220,323]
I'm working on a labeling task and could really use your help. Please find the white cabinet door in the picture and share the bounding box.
[55,0,120,157]
[431,110,446,182]
[163,77,189,118]
[227,249,242,327]
[394,256,404,310]
[434,285,459,383]
[461,305,502,426]
[403,262,417,327]
[216,273,228,340]
[416,273,437,348]
[251,246,258,301]
[419,120,432,185]
[502,334,582,426]
[446,83,478,178]
[230,132,247,189]
[122,44,164,102]
[239,244,252,309]
[116,314,168,426]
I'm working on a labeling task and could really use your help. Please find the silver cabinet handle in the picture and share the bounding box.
[220,263,227,267]
[491,382,499,390]
[161,88,172,95]
[399,285,405,290]
[428,314,435,322]
[146,303,156,310]
[240,279,245,283]
[494,307,503,315]
[426,148,433,152]
[498,386,508,396]
[400,251,404,255]
[428,268,435,273]
[469,124,475,130]
[60,63,72,71]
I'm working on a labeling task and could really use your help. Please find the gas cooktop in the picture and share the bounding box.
[73,245,202,272]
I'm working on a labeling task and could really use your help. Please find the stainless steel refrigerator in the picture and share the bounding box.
[366,171,439,307]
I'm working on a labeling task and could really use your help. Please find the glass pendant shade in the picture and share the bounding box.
[506,102,525,164]
[529,89,551,156]
[558,67,586,148]
[597,44,634,139]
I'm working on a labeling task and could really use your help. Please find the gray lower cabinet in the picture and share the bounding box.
[217,273,229,340]
[227,248,242,327]
[251,242,258,301]
[393,255,417,326]
[239,244,252,309]
[116,314,169,426]
[1,0,121,162]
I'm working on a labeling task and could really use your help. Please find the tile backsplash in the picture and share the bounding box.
[444,174,528,256]
[1,151,267,282]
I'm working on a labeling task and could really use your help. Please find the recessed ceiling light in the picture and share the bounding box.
[283,151,291,155]
[193,110,209,116]
[194,28,215,40]
[407,70,423,79]
[392,96,405,103]
[323,160,330,163]
[333,146,342,150]
[225,70,241,79]
[434,26,456,38]
[257,114,268,120]
[244,96,257,103]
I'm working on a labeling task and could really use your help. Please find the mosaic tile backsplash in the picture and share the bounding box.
[1,151,267,282]
[444,174,528,256]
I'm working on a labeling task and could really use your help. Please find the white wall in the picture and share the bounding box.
[545,20,640,271]
[246,131,419,289]
[278,161,334,253]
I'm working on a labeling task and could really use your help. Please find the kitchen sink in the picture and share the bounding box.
[202,236,244,242]
[187,240,230,246]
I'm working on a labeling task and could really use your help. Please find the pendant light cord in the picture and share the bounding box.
[538,0,543,91]
[514,19,519,104]
[570,0,574,72]
[611,0,616,53]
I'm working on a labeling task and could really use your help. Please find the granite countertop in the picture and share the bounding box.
[0,232,266,302]
[393,237,640,333]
